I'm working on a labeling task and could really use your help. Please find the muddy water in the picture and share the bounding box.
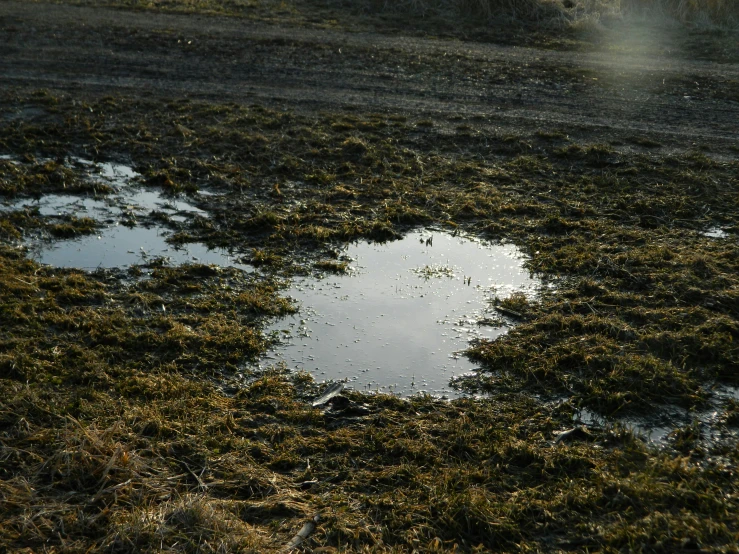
[264,230,541,397]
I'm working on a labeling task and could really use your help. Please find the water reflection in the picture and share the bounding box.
[0,156,246,271]
[264,230,541,397]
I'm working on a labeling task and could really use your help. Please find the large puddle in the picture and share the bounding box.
[262,230,541,397]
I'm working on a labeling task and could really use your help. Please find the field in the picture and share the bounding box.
[1,0,738,552]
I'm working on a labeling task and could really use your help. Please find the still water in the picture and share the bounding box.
[263,230,541,397]
[1,158,247,270]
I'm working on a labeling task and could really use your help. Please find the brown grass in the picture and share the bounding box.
[1,80,738,551]
[43,0,739,27]
[360,0,739,26]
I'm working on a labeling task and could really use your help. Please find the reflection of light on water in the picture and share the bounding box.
[264,230,542,398]
[31,225,248,270]
[71,157,138,181]
[703,226,728,239]
[576,384,739,446]
[1,155,248,271]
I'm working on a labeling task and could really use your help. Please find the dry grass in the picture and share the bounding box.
[369,0,739,25]
[1,83,738,551]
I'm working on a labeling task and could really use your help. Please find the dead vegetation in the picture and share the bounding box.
[46,0,739,27]
[1,74,738,551]
[2,311,738,551]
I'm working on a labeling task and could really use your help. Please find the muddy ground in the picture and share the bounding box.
[1,1,738,552]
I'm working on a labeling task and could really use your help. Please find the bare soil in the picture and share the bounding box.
[1,2,738,153]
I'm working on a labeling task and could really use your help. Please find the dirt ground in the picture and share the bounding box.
[1,1,739,552]
[2,2,738,152]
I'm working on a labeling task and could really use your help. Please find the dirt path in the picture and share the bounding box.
[2,1,738,153]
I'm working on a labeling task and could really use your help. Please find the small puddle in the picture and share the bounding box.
[29,225,246,270]
[263,230,541,397]
[576,384,739,446]
[1,156,247,271]
[703,226,728,239]
[70,157,139,181]
[576,407,674,444]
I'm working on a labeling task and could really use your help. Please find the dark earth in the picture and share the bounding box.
[1,2,738,153]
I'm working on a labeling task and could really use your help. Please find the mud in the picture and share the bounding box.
[1,2,738,157]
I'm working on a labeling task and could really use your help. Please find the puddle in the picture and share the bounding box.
[30,225,246,270]
[576,384,739,446]
[121,189,208,219]
[576,407,673,443]
[20,187,242,270]
[703,226,728,239]
[2,189,207,221]
[1,155,247,271]
[70,157,139,182]
[263,230,541,397]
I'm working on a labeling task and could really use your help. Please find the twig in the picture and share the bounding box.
[183,462,209,490]
[494,305,523,319]
[283,514,321,552]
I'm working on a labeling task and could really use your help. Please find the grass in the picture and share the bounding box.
[1,85,739,551]
[1,284,738,552]
[42,0,739,27]
[2,91,738,413]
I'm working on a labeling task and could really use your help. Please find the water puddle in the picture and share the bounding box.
[30,225,246,270]
[576,384,739,446]
[263,230,541,397]
[70,157,139,181]
[1,155,247,271]
[576,407,673,444]
[703,226,728,239]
